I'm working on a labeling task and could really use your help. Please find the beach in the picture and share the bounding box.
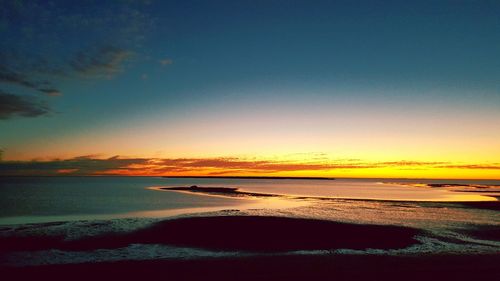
[1,177,499,280]
[2,215,499,281]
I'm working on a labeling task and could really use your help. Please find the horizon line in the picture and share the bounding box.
[1,175,499,181]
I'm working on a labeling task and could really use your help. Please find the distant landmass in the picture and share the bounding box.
[162,176,335,180]
[161,185,277,197]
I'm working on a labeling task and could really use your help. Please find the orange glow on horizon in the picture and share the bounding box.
[71,156,500,179]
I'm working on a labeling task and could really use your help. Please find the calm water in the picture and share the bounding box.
[0,177,246,225]
[0,176,498,225]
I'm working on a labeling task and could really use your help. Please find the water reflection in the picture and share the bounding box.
[156,180,498,202]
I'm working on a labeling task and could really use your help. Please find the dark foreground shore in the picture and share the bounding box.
[0,216,419,252]
[2,254,499,281]
[1,216,499,280]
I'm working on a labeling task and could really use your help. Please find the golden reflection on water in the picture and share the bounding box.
[150,182,498,202]
[444,193,498,202]
[131,194,309,218]
[237,184,498,202]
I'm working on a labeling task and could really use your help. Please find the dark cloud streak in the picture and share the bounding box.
[0,90,51,119]
[439,164,500,170]
[0,60,62,96]
[0,156,498,176]
[0,64,39,89]
[0,155,146,175]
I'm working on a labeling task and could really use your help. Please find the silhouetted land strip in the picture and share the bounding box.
[3,254,500,281]
[166,185,239,193]
[452,190,500,193]
[163,176,335,180]
[162,185,277,197]
[385,182,500,189]
[455,200,500,211]
[431,183,500,189]
[0,216,419,253]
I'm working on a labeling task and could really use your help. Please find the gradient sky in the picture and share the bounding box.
[1,0,500,178]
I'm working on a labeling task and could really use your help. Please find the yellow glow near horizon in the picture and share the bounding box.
[2,97,500,179]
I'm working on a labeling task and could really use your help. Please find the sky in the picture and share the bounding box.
[1,0,499,179]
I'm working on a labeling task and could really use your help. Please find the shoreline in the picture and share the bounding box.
[2,181,499,277]
[2,212,498,279]
[0,216,420,253]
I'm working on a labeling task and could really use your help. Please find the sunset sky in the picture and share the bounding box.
[1,0,499,179]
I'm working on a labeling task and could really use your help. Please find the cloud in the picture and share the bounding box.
[37,88,62,97]
[0,64,40,89]
[0,1,157,117]
[438,164,500,170]
[0,91,51,119]
[71,47,133,78]
[1,156,498,176]
[0,155,146,176]
[57,169,79,174]
[151,158,379,172]
[159,58,173,66]
[379,161,449,166]
[0,62,62,95]
[0,156,351,176]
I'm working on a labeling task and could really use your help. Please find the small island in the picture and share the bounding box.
[161,185,276,197]
[166,185,239,193]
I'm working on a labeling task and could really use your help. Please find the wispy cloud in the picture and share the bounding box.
[0,1,156,120]
[0,91,51,119]
[37,88,62,97]
[0,45,131,120]
[0,155,145,176]
[438,164,500,170]
[159,58,173,66]
[0,64,41,89]
[71,47,133,79]
[379,161,449,166]
[0,62,61,96]
[0,155,498,176]
[0,52,62,120]
[149,158,380,173]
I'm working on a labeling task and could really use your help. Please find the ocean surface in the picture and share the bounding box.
[1,177,498,225]
[1,176,499,266]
